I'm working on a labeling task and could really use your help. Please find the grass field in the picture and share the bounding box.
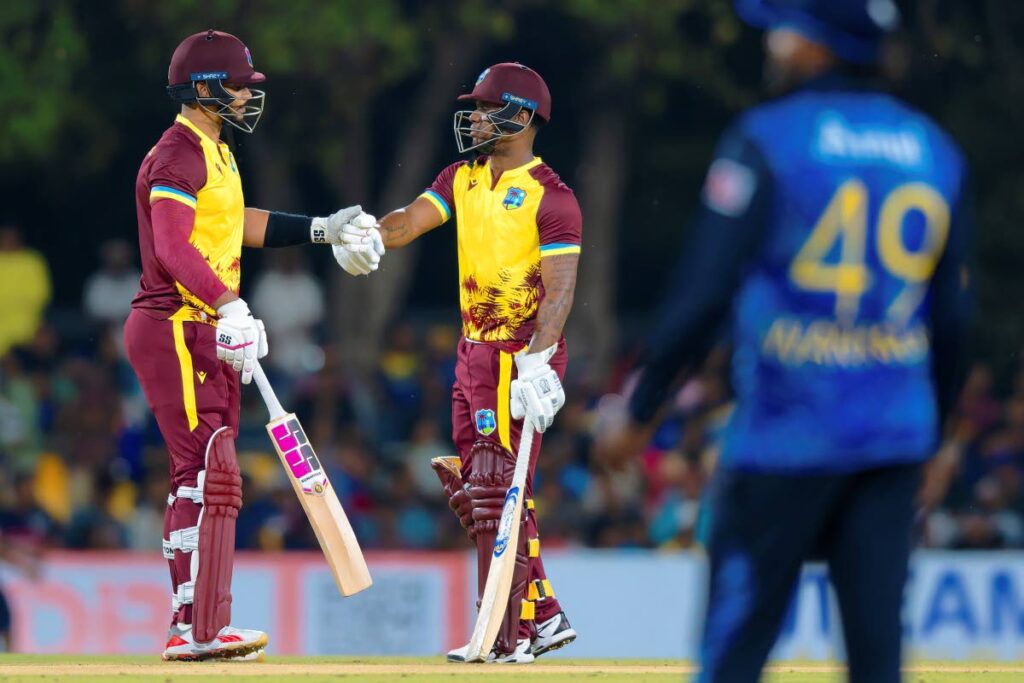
[0,656,1022,682]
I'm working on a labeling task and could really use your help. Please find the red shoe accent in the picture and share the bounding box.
[218,634,243,643]
[166,636,188,647]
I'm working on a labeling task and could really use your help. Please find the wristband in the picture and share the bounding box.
[264,211,313,247]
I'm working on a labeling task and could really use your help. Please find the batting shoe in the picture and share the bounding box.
[445,639,535,664]
[490,638,536,664]
[162,624,268,661]
[530,611,576,657]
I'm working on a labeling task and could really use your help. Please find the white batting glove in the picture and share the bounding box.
[332,212,383,276]
[215,298,267,384]
[310,205,362,245]
[510,343,564,434]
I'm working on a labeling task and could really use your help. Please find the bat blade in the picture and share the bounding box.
[267,413,372,596]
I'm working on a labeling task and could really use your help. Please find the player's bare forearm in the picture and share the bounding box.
[243,208,269,247]
[378,209,416,248]
[531,253,579,351]
[379,196,445,248]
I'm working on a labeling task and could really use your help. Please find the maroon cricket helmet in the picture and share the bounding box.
[457,62,551,122]
[168,29,265,87]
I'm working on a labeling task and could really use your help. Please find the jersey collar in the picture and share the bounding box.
[175,113,225,148]
[487,156,543,187]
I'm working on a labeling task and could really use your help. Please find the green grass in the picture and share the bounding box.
[0,655,1019,682]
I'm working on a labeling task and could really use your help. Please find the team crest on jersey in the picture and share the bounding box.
[475,409,497,436]
[503,187,527,210]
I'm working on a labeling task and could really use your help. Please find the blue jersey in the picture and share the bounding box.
[630,73,971,474]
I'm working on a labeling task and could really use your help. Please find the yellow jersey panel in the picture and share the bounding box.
[421,156,582,344]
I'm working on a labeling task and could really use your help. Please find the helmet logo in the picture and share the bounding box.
[501,92,537,110]
[190,71,228,81]
[244,46,253,68]
[475,68,490,86]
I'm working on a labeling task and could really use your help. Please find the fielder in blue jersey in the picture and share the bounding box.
[597,1,972,681]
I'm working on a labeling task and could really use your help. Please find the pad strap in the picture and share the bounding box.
[165,526,200,554]
[173,580,195,609]
[166,471,206,505]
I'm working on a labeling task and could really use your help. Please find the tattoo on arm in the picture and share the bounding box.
[531,253,579,351]
[380,220,411,248]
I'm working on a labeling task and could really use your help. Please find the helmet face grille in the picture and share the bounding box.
[197,85,266,134]
[452,102,534,155]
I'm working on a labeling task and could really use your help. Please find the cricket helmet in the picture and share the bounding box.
[167,29,266,133]
[453,62,551,154]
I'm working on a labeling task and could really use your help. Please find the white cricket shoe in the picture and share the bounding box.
[490,638,535,664]
[162,623,268,661]
[446,642,471,663]
[530,611,577,656]
[446,638,535,664]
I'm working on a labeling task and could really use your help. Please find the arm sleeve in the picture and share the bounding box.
[151,200,228,306]
[147,143,227,306]
[537,186,582,258]
[627,126,772,424]
[418,161,464,224]
[929,172,974,431]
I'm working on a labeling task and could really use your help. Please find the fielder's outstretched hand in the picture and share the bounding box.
[510,343,564,433]
[215,298,268,384]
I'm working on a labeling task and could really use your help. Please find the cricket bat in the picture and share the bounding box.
[252,362,372,596]
[464,422,535,662]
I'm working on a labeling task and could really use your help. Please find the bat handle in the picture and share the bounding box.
[252,362,287,420]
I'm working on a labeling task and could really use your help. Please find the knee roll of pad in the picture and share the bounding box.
[466,441,516,535]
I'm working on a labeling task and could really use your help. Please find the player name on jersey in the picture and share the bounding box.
[761,317,930,368]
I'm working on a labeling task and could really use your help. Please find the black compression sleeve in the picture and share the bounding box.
[263,212,313,248]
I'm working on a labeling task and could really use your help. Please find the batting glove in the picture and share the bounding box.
[215,298,267,384]
[310,205,362,245]
[332,212,384,276]
[510,343,564,433]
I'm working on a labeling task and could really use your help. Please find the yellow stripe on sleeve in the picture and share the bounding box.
[498,350,513,451]
[150,186,198,209]
[419,190,451,223]
[539,244,581,258]
[171,319,199,432]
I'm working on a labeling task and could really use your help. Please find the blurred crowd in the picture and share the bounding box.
[2,225,1023,557]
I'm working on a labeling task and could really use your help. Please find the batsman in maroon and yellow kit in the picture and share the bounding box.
[344,63,581,663]
[126,29,379,662]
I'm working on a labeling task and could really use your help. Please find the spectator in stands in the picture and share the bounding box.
[0,225,51,359]
[0,354,42,474]
[251,249,325,379]
[82,240,140,328]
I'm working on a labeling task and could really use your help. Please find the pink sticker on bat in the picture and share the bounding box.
[290,461,312,479]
